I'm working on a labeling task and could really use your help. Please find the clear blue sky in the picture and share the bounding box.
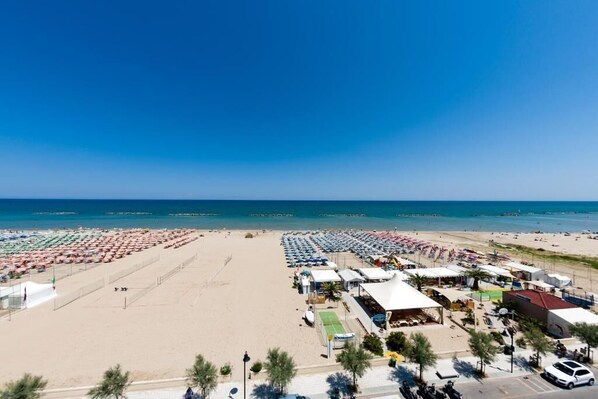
[1,1,597,200]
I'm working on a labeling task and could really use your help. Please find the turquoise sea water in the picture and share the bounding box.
[0,200,597,232]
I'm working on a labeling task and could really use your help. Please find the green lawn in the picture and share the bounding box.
[319,311,346,336]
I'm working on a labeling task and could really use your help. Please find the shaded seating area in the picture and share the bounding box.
[307,269,341,304]
[404,267,464,287]
[359,274,444,330]
[430,287,474,311]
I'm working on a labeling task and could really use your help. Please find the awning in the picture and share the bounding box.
[432,287,470,303]
[358,267,392,281]
[478,264,515,279]
[360,275,442,311]
[338,269,365,283]
[310,269,341,283]
[404,267,462,279]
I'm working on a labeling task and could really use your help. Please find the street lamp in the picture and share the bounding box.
[500,308,515,373]
[243,351,251,399]
[508,329,514,373]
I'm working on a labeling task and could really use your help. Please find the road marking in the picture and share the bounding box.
[518,375,559,394]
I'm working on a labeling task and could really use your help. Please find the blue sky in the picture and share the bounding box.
[1,1,597,200]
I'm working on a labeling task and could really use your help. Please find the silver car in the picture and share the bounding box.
[544,360,595,389]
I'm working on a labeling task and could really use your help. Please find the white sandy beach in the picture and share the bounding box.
[0,231,328,388]
[1,229,597,389]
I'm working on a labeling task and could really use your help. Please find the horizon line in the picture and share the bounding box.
[1,198,598,202]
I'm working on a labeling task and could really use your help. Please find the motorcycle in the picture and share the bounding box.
[430,383,447,399]
[400,380,417,399]
[417,382,434,399]
[417,382,446,399]
[442,380,463,399]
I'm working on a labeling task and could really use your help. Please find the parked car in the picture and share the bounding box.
[543,360,595,389]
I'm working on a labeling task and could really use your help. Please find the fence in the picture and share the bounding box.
[125,281,156,308]
[468,289,513,302]
[157,254,197,286]
[126,254,198,308]
[108,255,160,284]
[54,277,105,311]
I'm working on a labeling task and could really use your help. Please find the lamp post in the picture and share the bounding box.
[509,330,514,373]
[243,351,250,399]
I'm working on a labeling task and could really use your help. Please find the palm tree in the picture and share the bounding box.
[404,332,437,381]
[336,342,373,392]
[569,322,598,361]
[88,364,131,399]
[523,327,553,367]
[409,273,428,292]
[468,330,499,375]
[322,282,342,306]
[264,348,297,395]
[465,269,491,291]
[0,373,47,399]
[186,354,218,398]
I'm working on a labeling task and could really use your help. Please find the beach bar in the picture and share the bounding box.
[359,274,443,329]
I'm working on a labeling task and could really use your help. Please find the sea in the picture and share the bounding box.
[0,200,597,232]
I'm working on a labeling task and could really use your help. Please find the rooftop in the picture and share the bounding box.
[504,289,576,310]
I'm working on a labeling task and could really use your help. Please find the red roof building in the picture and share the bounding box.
[502,289,576,325]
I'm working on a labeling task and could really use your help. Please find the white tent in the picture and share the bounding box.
[338,269,365,291]
[524,280,554,292]
[432,287,471,303]
[446,265,468,274]
[387,270,409,281]
[547,308,598,338]
[395,257,417,268]
[504,261,545,280]
[360,274,442,312]
[310,270,341,283]
[358,267,392,281]
[404,267,462,279]
[478,265,515,279]
[545,273,572,288]
[0,281,56,309]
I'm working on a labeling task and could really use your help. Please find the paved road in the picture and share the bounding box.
[453,373,597,399]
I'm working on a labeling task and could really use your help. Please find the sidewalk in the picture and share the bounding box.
[107,344,587,399]
[46,343,590,399]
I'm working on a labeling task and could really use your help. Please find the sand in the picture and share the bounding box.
[0,231,329,388]
[397,231,598,292]
[2,229,596,390]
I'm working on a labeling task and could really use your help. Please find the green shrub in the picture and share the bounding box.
[220,363,232,376]
[490,331,504,345]
[362,334,384,356]
[386,331,407,352]
[516,337,527,348]
[250,361,262,373]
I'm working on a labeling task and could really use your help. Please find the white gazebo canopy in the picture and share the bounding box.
[526,280,554,290]
[404,267,461,279]
[310,269,341,283]
[387,270,409,280]
[358,267,392,281]
[338,269,365,283]
[326,261,338,269]
[504,261,544,278]
[432,287,471,303]
[445,265,468,274]
[478,264,515,279]
[360,275,442,311]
